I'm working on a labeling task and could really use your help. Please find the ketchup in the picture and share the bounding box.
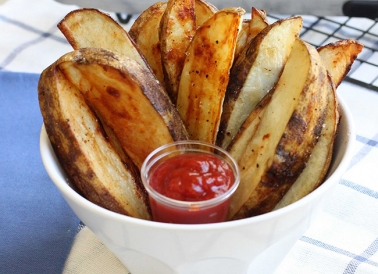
[150,153,234,202]
[147,152,237,224]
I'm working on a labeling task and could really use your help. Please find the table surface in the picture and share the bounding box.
[1,0,378,273]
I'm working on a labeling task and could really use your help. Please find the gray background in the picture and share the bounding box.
[54,0,358,16]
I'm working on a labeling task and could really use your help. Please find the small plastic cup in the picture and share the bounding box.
[141,140,240,224]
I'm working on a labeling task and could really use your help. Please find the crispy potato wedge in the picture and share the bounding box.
[234,20,251,61]
[57,48,188,169]
[58,8,152,73]
[240,47,329,216]
[129,2,167,87]
[275,39,363,208]
[318,39,363,87]
[228,39,327,219]
[227,90,272,163]
[195,0,218,27]
[38,59,151,220]
[217,16,302,149]
[160,0,197,103]
[275,76,337,209]
[234,8,269,62]
[176,7,245,144]
[249,8,269,39]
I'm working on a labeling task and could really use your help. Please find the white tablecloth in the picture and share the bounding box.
[1,0,378,273]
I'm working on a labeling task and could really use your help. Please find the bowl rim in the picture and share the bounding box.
[40,94,355,231]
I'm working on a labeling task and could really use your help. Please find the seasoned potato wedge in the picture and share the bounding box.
[129,2,167,87]
[217,16,302,149]
[275,77,337,209]
[234,8,269,60]
[176,7,244,144]
[56,48,188,169]
[58,8,152,73]
[240,47,328,216]
[234,20,252,61]
[160,0,196,103]
[38,59,151,220]
[275,39,363,208]
[249,8,269,39]
[228,39,327,219]
[227,91,272,163]
[318,39,363,87]
[195,0,218,27]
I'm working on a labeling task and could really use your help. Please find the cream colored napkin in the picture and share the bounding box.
[63,227,130,274]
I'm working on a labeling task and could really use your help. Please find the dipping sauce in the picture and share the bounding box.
[141,141,240,224]
[149,153,234,202]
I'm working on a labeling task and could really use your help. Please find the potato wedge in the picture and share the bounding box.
[228,39,327,219]
[56,48,188,169]
[227,90,272,163]
[38,59,151,220]
[275,76,337,209]
[217,16,302,149]
[239,47,329,216]
[160,0,197,103]
[129,2,167,87]
[318,39,363,87]
[275,39,363,208]
[176,7,244,144]
[195,0,218,27]
[249,8,269,39]
[234,8,269,63]
[58,8,152,73]
[234,20,252,61]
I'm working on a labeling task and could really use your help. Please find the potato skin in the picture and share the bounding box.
[38,63,151,219]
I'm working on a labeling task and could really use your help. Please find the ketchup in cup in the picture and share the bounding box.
[141,141,240,224]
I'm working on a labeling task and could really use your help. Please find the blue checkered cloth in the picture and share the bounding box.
[1,0,378,273]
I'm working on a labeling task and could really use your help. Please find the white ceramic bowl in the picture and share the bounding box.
[40,95,355,274]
